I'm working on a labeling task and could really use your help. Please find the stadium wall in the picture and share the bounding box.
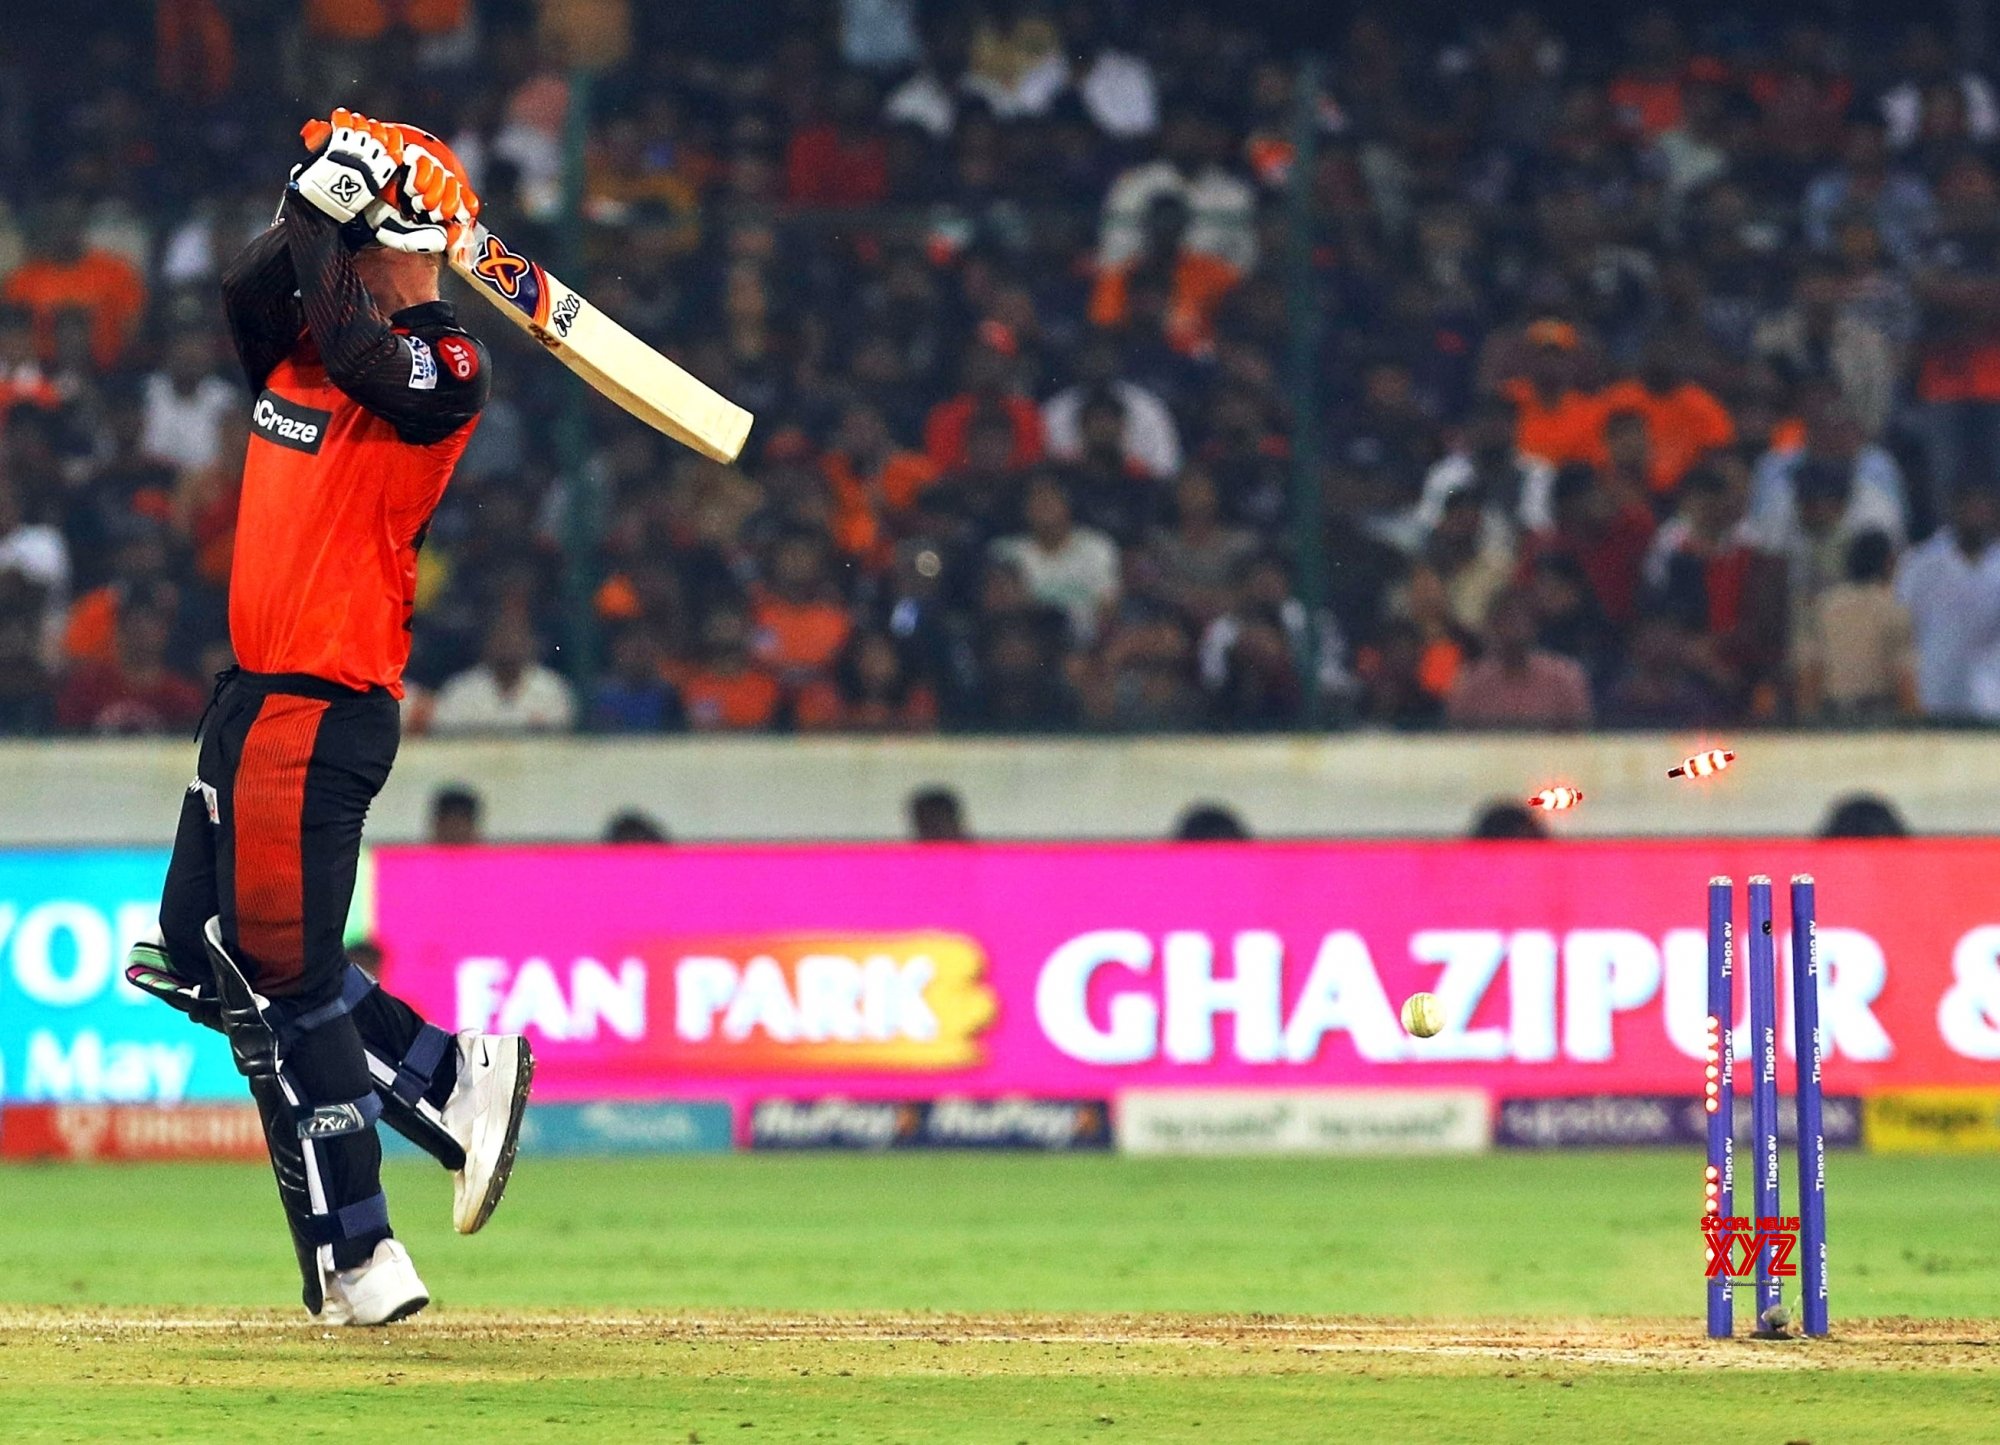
[0,732,1982,845]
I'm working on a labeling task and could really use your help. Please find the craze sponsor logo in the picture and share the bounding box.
[406,335,437,390]
[550,291,582,339]
[436,335,479,381]
[250,391,329,454]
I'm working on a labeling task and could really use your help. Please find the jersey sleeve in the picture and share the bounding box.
[220,222,303,393]
[280,198,489,446]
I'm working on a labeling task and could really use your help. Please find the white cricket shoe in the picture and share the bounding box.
[314,1239,429,1326]
[441,1031,535,1235]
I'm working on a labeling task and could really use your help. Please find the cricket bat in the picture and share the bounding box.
[449,222,754,463]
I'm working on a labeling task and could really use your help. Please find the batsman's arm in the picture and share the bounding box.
[220,222,303,393]
[282,200,488,444]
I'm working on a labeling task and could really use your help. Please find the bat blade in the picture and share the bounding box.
[450,223,753,463]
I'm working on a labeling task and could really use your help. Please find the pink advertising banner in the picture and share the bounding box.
[372,841,2000,1110]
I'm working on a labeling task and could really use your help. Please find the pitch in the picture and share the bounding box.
[3,1154,1995,1441]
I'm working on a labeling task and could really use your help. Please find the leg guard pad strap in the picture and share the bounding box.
[392,1025,453,1105]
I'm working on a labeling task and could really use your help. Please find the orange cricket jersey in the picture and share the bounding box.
[229,338,477,695]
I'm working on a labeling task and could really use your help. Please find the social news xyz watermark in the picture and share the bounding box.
[1702,1215,1801,1279]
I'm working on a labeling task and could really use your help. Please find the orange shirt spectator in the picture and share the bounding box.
[1589,378,1735,493]
[925,394,1043,472]
[752,589,852,678]
[1089,250,1241,355]
[794,633,938,732]
[823,405,940,566]
[925,341,1045,472]
[1500,377,1605,467]
[5,245,146,370]
[750,532,853,685]
[678,609,782,731]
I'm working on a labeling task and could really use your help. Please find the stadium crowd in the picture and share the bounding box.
[5,1,2000,735]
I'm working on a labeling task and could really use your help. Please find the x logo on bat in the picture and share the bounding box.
[473,236,532,299]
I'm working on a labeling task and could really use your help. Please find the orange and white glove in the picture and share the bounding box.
[292,107,399,224]
[367,145,477,255]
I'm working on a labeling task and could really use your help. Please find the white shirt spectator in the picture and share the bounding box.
[1895,528,2000,718]
[1079,51,1159,138]
[1099,161,1257,273]
[140,372,239,473]
[430,662,578,734]
[1042,380,1182,479]
[991,527,1121,643]
[1413,450,1556,537]
[1882,74,2000,150]
[885,70,956,137]
[1748,446,1908,551]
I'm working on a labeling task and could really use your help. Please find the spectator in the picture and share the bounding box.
[1398,487,1515,641]
[1818,793,1911,838]
[1644,463,1783,708]
[604,810,670,843]
[1142,468,1257,629]
[1750,391,1907,571]
[1880,25,2000,152]
[924,340,1044,474]
[2,200,146,369]
[990,474,1120,644]
[751,531,854,690]
[678,607,783,732]
[1099,109,1256,276]
[1091,190,1241,356]
[1055,390,1157,543]
[1496,319,1606,469]
[430,619,579,734]
[55,596,205,734]
[590,627,686,733]
[823,402,939,569]
[970,614,1079,731]
[798,630,937,732]
[1446,588,1595,729]
[1600,613,1722,728]
[1803,121,1935,265]
[1896,490,2000,720]
[1413,394,1556,540]
[1524,462,1658,629]
[0,577,54,734]
[1469,801,1550,840]
[1752,257,1901,443]
[908,785,970,841]
[139,331,239,474]
[786,74,891,207]
[1042,337,1181,480]
[1592,344,1735,497]
[1174,802,1250,841]
[429,785,482,846]
[1797,530,1917,723]
[1084,610,1207,731]
[1356,618,1447,730]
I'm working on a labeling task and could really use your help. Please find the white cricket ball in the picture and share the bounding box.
[1401,992,1444,1038]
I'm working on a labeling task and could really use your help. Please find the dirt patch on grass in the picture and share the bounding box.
[2,1308,1991,1375]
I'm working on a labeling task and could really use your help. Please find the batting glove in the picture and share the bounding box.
[292,107,399,224]
[366,145,477,255]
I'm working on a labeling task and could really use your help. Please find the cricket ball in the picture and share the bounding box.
[1401,992,1444,1038]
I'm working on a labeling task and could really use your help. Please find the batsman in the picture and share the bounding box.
[123,110,533,1325]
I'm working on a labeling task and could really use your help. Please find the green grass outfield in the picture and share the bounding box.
[2,1153,1996,1442]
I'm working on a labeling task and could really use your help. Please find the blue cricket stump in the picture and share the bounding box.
[1703,876,1735,1340]
[1746,875,1782,1327]
[1791,874,1830,1338]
